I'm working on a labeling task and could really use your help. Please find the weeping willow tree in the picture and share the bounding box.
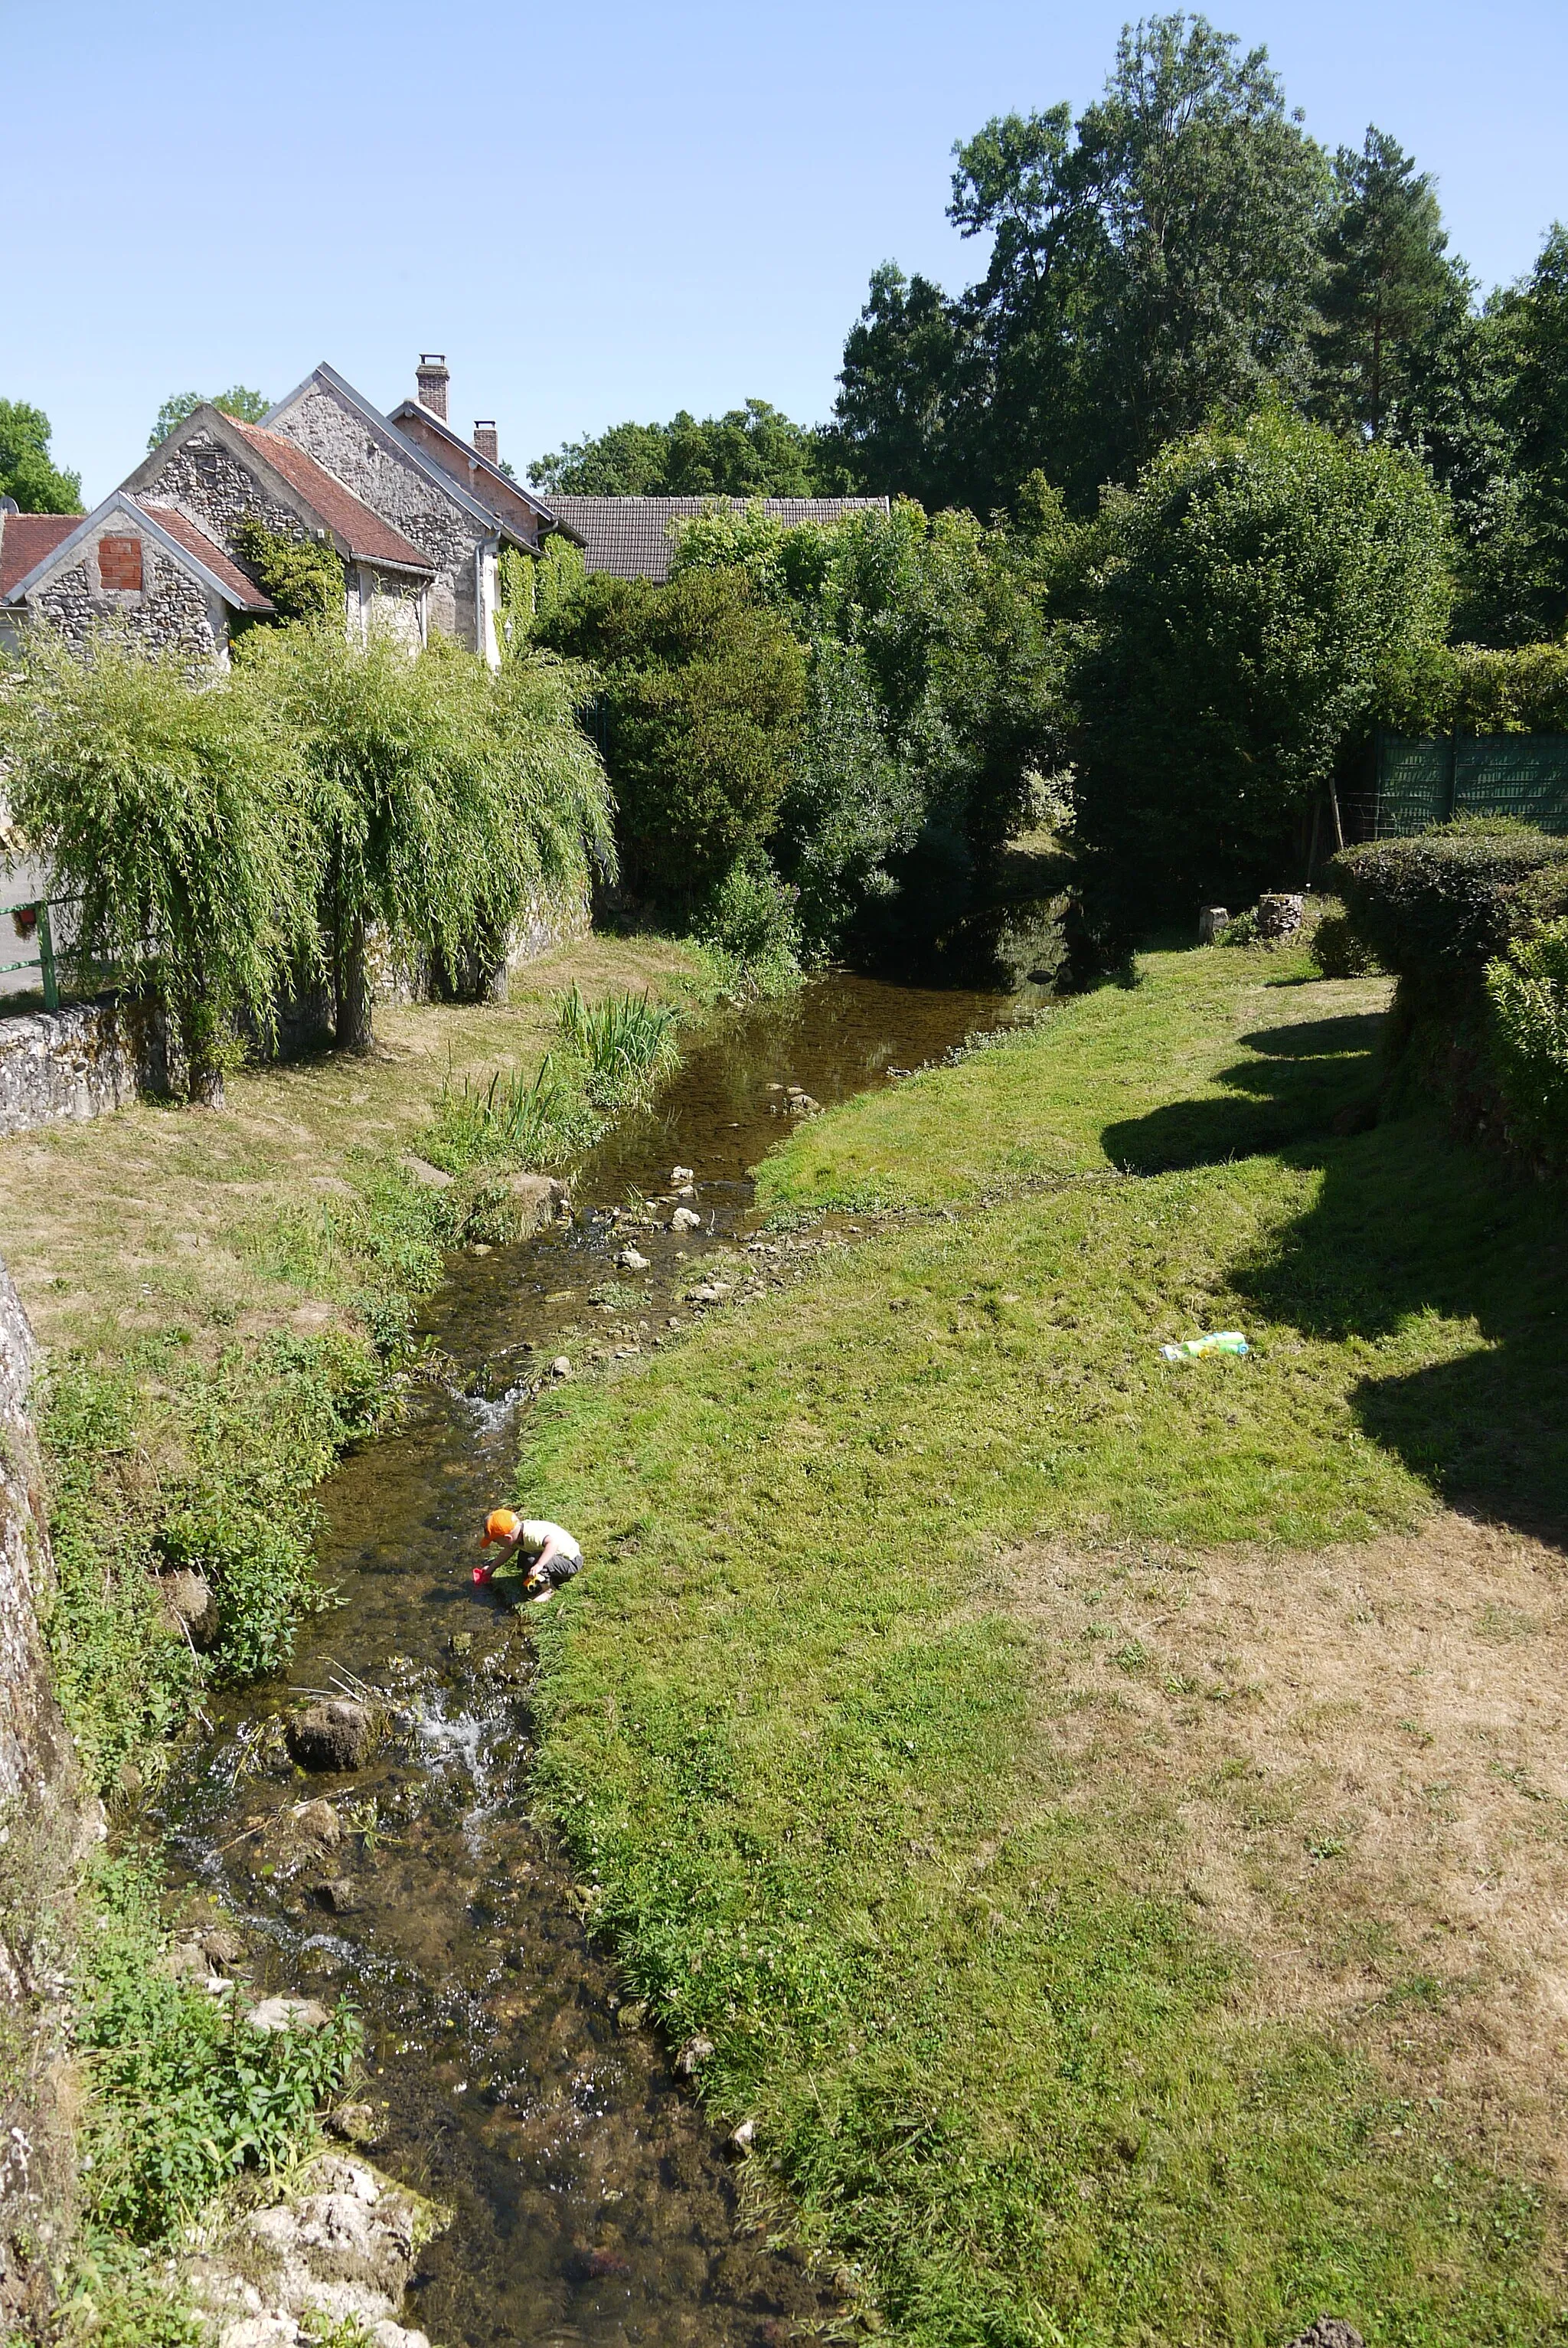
[240,623,614,1050]
[0,630,317,1104]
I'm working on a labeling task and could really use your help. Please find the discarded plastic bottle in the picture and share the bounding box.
[1160,1332,1250,1362]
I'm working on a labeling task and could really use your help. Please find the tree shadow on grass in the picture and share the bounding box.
[1101,1012,1386,1173]
[1237,1120,1568,1540]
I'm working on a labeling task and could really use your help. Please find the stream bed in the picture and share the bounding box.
[158,972,1034,2348]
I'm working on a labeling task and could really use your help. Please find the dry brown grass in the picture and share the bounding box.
[0,933,696,1365]
[995,1512,1568,2188]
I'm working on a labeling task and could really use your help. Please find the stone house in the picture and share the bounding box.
[261,361,554,665]
[0,489,275,664]
[122,404,435,652]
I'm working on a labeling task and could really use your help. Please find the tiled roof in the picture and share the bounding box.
[231,421,435,573]
[137,505,275,610]
[0,512,81,599]
[541,495,890,584]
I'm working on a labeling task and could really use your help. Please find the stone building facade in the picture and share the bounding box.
[263,365,536,665]
[0,492,273,664]
[123,407,434,653]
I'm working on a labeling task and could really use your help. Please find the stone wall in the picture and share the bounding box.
[0,1257,79,2337]
[270,382,488,650]
[27,537,226,666]
[140,430,302,567]
[0,999,162,1140]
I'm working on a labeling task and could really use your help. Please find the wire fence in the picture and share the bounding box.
[1374,731,1568,838]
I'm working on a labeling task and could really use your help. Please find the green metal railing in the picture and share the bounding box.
[1,898,60,1011]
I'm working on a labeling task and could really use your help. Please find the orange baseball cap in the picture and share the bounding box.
[480,1508,523,1549]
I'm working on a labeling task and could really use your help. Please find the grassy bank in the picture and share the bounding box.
[520,941,1568,2344]
[0,932,707,1797]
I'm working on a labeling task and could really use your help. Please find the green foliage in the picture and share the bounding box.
[0,632,318,1099]
[0,397,83,513]
[147,388,270,453]
[1309,904,1383,978]
[1311,127,1464,444]
[557,983,681,1107]
[41,1333,386,1794]
[1330,819,1568,985]
[1486,917,1568,1156]
[537,567,805,911]
[691,858,804,995]
[230,516,345,625]
[528,400,845,495]
[1501,224,1568,639]
[74,1852,358,2244]
[240,626,614,1046]
[1073,404,1452,933]
[429,1059,596,1172]
[835,15,1329,513]
[671,494,1074,956]
[1376,639,1568,735]
[496,536,588,655]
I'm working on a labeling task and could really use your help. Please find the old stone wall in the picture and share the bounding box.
[271,384,488,649]
[25,540,225,665]
[0,1257,79,2337]
[0,1000,160,1140]
[353,564,426,655]
[140,430,301,565]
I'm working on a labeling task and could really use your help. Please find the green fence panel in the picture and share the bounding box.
[1375,732,1568,836]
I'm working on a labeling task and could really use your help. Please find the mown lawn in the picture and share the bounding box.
[520,941,1568,2346]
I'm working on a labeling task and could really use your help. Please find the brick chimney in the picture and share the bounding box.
[416,354,449,420]
[473,420,498,466]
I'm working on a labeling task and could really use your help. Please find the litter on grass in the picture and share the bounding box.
[1161,1331,1250,1362]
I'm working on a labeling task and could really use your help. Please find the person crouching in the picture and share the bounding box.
[475,1509,583,1602]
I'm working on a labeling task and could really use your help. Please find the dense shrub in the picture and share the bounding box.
[1329,819,1568,984]
[1486,917,1568,1157]
[537,568,806,913]
[671,494,1073,956]
[1073,405,1451,934]
[693,857,804,995]
[1308,904,1383,978]
[1376,639,1568,735]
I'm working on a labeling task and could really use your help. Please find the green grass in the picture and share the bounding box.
[521,942,1568,2344]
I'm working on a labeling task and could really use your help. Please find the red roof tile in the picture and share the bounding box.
[137,504,275,611]
[0,512,82,599]
[231,421,434,574]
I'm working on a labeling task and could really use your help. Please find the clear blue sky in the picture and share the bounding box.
[7,0,1566,505]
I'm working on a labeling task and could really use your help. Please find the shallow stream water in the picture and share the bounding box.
[159,972,1031,2348]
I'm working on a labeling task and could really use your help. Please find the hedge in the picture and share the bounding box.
[1376,641,1568,737]
[1328,819,1568,984]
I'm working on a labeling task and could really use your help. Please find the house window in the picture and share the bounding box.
[98,535,144,591]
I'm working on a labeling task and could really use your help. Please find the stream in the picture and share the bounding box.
[158,971,1035,2348]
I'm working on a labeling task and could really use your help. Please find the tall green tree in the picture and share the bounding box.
[1312,128,1461,442]
[834,15,1329,513]
[823,265,981,511]
[147,387,270,453]
[1073,404,1451,933]
[529,400,844,495]
[1504,224,1568,637]
[0,401,83,514]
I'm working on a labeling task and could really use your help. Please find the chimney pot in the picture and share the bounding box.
[473,420,498,465]
[416,354,449,420]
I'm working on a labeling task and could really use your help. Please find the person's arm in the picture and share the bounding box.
[523,1532,564,1586]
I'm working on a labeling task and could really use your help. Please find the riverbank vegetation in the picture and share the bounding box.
[522,937,1568,2342]
[0,932,709,1804]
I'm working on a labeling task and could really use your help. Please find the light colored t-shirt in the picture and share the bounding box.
[519,1519,583,1565]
